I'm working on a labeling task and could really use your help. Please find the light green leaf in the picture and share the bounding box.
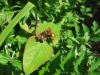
[16,35,27,49]
[23,36,53,74]
[70,37,80,44]
[0,11,14,25]
[19,22,29,32]
[0,53,9,65]
[36,22,60,46]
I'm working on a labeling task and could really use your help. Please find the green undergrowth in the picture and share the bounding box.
[0,0,100,75]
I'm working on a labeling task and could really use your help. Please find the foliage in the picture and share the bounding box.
[0,0,100,75]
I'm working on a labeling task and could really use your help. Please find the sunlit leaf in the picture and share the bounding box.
[23,36,53,74]
[36,22,60,46]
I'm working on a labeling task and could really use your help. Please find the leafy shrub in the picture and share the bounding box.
[0,0,100,75]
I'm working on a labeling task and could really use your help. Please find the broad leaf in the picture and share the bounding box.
[36,22,60,46]
[23,36,53,74]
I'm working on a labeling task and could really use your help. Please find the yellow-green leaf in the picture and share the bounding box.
[23,36,53,74]
[36,22,60,46]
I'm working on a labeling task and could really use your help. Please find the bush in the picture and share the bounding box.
[0,0,100,75]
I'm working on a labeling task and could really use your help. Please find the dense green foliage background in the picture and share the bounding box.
[0,0,100,75]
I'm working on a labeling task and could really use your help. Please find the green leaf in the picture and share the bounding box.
[74,45,86,74]
[36,22,60,46]
[0,2,34,46]
[16,35,27,49]
[11,59,22,70]
[53,69,61,75]
[59,48,74,70]
[16,35,27,44]
[89,59,100,72]
[88,72,100,75]
[0,11,14,25]
[23,36,53,74]
[82,24,89,33]
[39,62,50,75]
[80,6,92,17]
[68,0,76,6]
[90,35,100,42]
[91,21,99,33]
[78,0,86,3]
[70,37,80,44]
[94,28,100,35]
[19,22,29,32]
[0,53,9,65]
[83,32,90,42]
[75,24,80,37]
